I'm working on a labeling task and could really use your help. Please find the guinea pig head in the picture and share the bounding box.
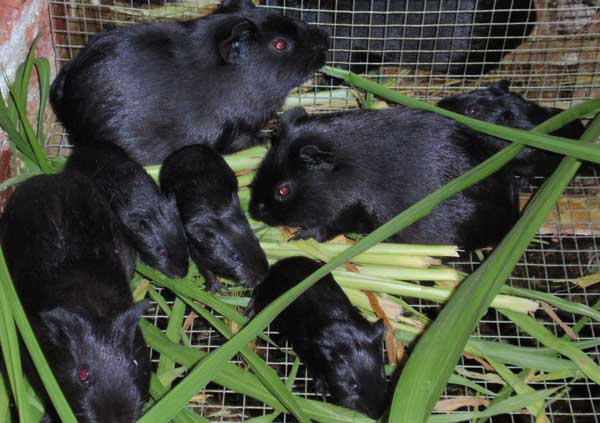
[186,192,268,288]
[250,108,341,230]
[215,2,329,89]
[123,193,189,279]
[437,80,542,130]
[316,319,389,419]
[38,300,150,423]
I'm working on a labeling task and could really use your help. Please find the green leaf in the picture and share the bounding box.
[501,310,600,384]
[321,66,600,164]
[0,174,35,193]
[426,389,558,423]
[0,269,30,422]
[0,248,77,423]
[501,285,600,322]
[34,57,51,142]
[156,297,186,390]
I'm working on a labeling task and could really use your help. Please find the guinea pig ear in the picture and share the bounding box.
[371,320,386,344]
[279,107,307,137]
[220,0,256,11]
[113,300,150,346]
[40,308,90,346]
[218,20,257,64]
[298,145,335,171]
[494,80,511,93]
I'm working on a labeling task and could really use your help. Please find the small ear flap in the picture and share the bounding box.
[299,145,335,171]
[220,0,255,11]
[40,307,90,346]
[279,107,307,136]
[113,299,150,346]
[218,20,256,64]
[371,319,386,344]
[494,80,510,93]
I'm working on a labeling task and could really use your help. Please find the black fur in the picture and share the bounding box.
[266,0,536,75]
[437,80,587,176]
[249,107,519,250]
[246,257,388,418]
[0,173,150,423]
[160,145,268,292]
[49,0,329,165]
[65,143,189,279]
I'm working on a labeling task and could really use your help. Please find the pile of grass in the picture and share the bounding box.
[1,38,600,423]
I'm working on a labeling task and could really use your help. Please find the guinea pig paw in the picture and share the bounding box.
[313,377,329,402]
[205,275,225,295]
[290,227,328,242]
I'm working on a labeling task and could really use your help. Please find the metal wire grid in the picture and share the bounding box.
[142,170,600,423]
[44,1,600,419]
[47,0,600,109]
[44,116,600,422]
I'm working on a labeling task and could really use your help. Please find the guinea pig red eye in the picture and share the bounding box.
[273,39,287,51]
[158,249,166,257]
[278,184,290,197]
[79,367,90,383]
[466,105,478,116]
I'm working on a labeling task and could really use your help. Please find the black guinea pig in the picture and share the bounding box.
[65,143,190,279]
[265,0,536,75]
[249,107,519,250]
[0,173,150,423]
[49,0,329,165]
[246,256,388,418]
[160,144,269,293]
[437,80,587,177]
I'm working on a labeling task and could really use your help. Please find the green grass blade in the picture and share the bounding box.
[149,373,210,423]
[501,286,600,321]
[156,298,186,390]
[447,374,496,396]
[389,114,600,422]
[0,174,35,193]
[426,389,558,423]
[34,58,51,142]
[0,98,37,164]
[0,271,29,421]
[501,310,600,384]
[321,66,600,164]
[395,329,579,373]
[0,248,77,423]
[7,85,51,174]
[482,356,546,419]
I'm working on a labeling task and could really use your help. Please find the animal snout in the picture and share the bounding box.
[243,249,269,286]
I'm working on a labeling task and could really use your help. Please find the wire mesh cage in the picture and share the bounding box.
[44,1,600,422]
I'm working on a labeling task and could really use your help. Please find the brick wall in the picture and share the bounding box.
[0,0,56,208]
